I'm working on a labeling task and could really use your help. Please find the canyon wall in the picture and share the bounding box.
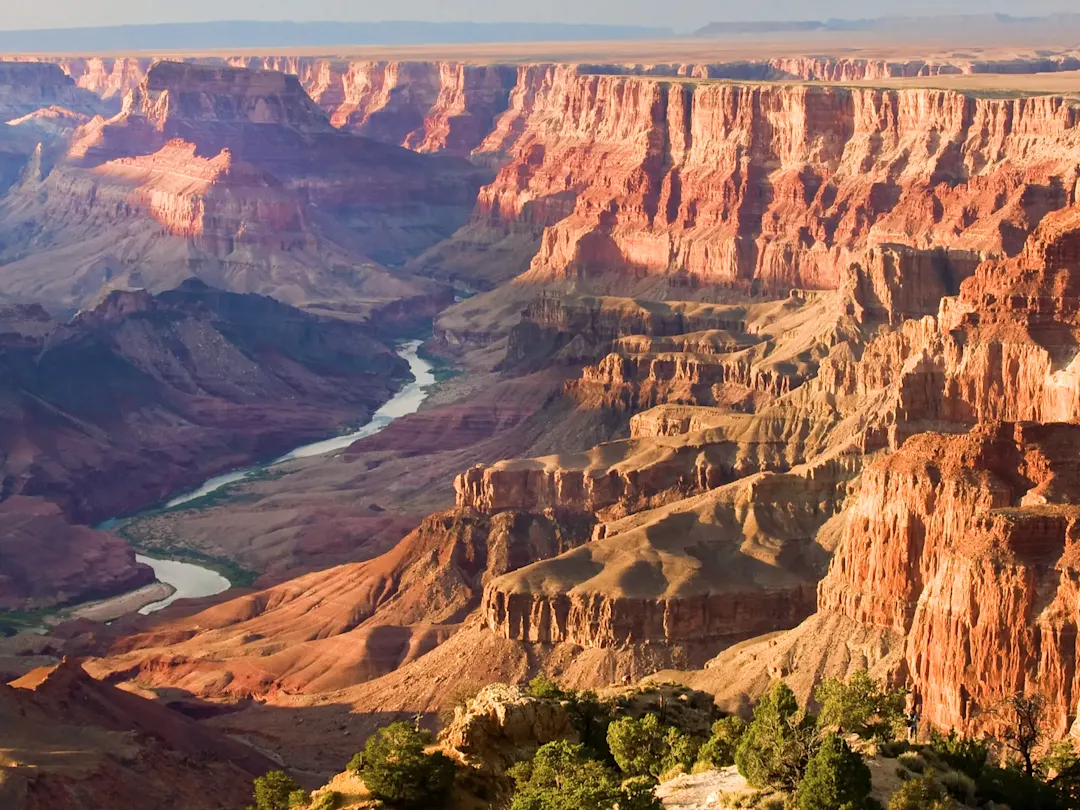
[0,61,104,119]
[0,61,484,313]
[696,212,1080,735]
[476,71,1080,292]
[11,56,1080,302]
[18,53,1080,133]
[818,423,1080,737]
[477,455,854,653]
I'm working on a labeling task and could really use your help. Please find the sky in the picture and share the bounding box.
[3,0,1080,34]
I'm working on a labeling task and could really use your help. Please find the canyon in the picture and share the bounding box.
[0,279,421,617]
[0,60,484,317]
[3,32,1080,806]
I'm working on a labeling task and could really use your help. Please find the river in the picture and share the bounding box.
[108,339,438,615]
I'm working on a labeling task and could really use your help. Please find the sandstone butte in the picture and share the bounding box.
[5,48,1080,784]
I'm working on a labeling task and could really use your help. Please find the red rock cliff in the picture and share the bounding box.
[815,423,1080,736]
[471,73,1080,293]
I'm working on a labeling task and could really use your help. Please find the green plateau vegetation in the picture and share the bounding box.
[416,345,463,385]
[0,609,48,637]
[247,673,1080,810]
[115,521,259,589]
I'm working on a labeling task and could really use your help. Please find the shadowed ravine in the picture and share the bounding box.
[103,339,438,614]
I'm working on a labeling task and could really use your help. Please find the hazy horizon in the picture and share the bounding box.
[5,0,1080,36]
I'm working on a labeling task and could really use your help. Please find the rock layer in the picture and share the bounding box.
[0,61,485,313]
[696,211,1080,737]
[474,73,1080,294]
[819,423,1080,736]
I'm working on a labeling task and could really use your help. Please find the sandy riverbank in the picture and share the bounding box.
[63,581,176,623]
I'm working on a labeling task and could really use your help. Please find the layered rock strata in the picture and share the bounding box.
[21,54,1080,155]
[476,73,1080,293]
[693,208,1080,737]
[479,454,854,650]
[97,509,595,696]
[0,61,484,313]
[821,423,1080,736]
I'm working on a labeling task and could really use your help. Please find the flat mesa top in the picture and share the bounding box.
[4,31,1080,63]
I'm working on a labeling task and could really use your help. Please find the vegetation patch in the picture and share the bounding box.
[249,672,1080,810]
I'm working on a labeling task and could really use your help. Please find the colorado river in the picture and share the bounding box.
[105,339,438,614]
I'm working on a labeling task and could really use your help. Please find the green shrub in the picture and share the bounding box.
[509,741,661,810]
[608,714,668,778]
[346,752,364,773]
[887,774,951,810]
[565,689,614,760]
[698,716,748,768]
[288,789,310,808]
[977,767,1066,810]
[1042,740,1080,808]
[606,713,698,779]
[310,792,342,810]
[926,729,988,779]
[527,675,564,699]
[735,682,820,792]
[795,733,873,810]
[815,670,907,741]
[897,752,927,775]
[619,775,664,810]
[358,722,456,809]
[252,771,302,810]
[879,741,911,759]
[939,770,975,804]
[666,725,702,772]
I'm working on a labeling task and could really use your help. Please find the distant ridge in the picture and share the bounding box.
[696,12,1080,37]
[0,21,673,52]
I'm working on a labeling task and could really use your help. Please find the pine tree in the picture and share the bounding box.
[795,733,872,810]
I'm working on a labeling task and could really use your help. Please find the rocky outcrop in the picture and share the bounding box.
[578,346,799,410]
[0,498,154,611]
[252,60,518,157]
[479,456,854,652]
[453,437,730,515]
[504,293,756,369]
[50,56,149,101]
[442,683,579,775]
[815,423,1080,736]
[0,61,104,119]
[805,209,1080,444]
[694,214,1080,736]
